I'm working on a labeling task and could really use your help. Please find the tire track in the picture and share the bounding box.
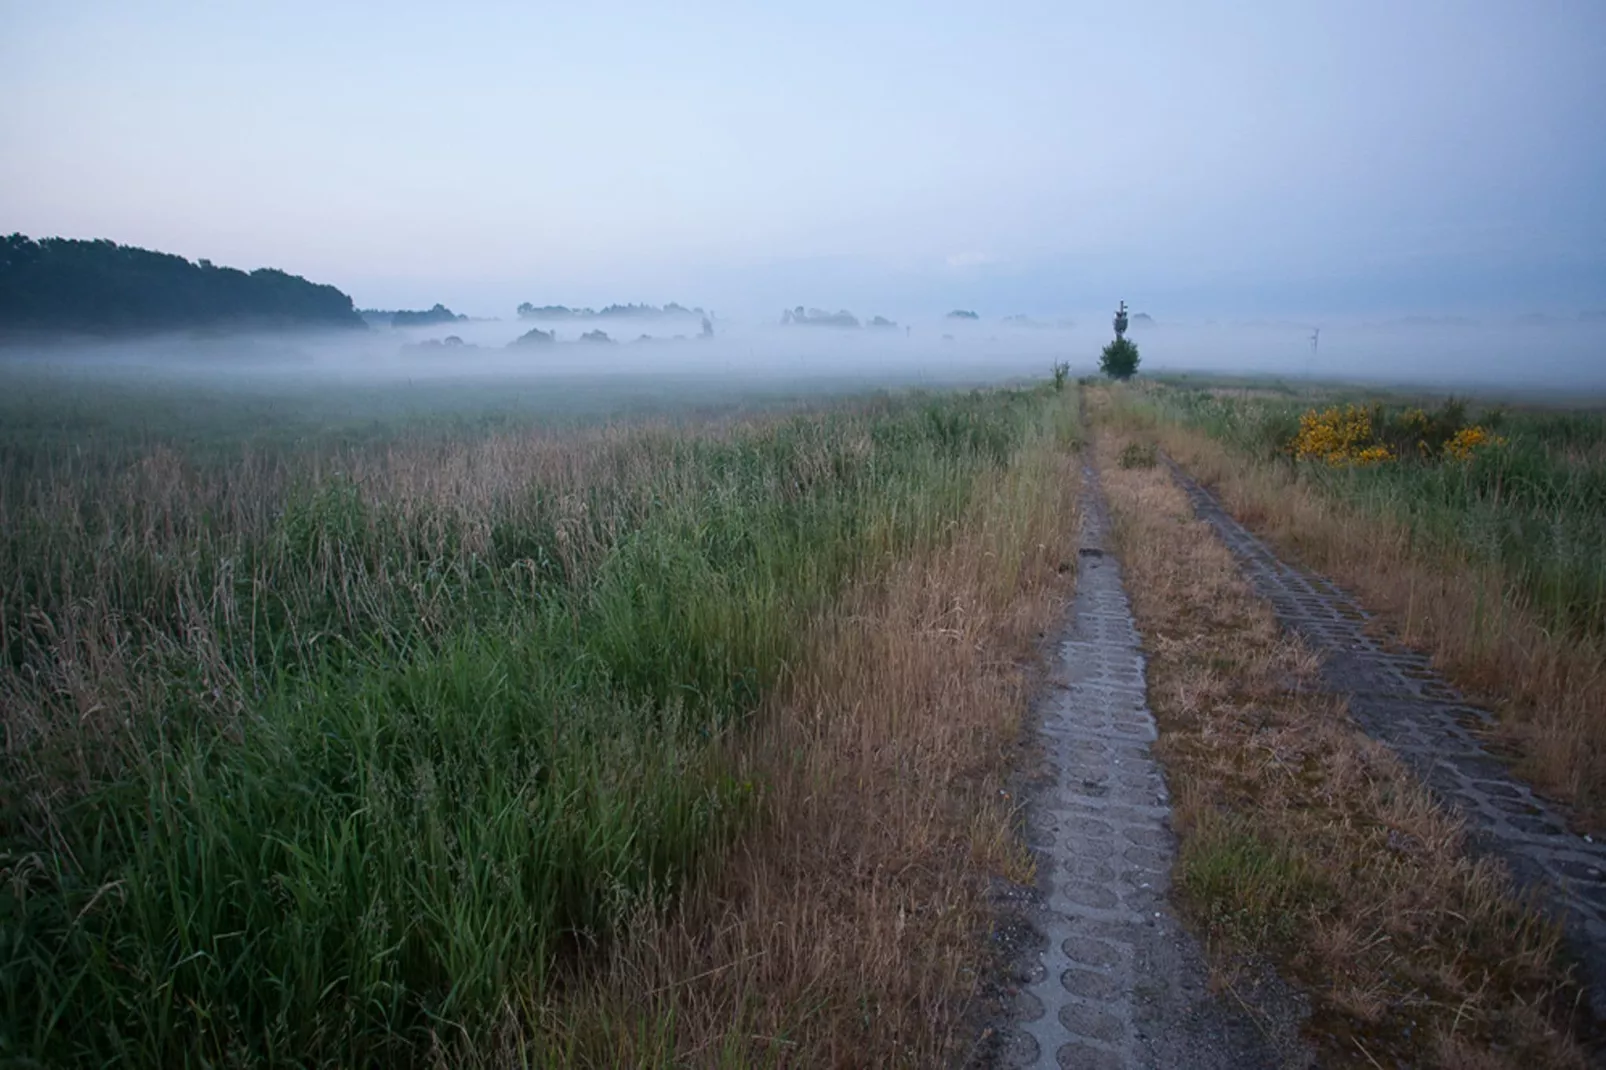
[992,458,1296,1069]
[1168,460,1606,1021]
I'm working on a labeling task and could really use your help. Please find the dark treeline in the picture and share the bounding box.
[0,234,365,333]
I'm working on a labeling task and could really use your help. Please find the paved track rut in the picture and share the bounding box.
[993,461,1298,1069]
[1168,460,1606,1020]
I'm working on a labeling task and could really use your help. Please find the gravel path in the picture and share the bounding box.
[1168,460,1606,1020]
[988,461,1306,1069]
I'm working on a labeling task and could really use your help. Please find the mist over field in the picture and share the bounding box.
[6,313,1605,400]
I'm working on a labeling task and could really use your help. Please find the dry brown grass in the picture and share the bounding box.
[1105,392,1606,830]
[508,439,1083,1067]
[1088,400,1592,1068]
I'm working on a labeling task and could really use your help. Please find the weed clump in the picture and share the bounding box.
[1118,441,1158,469]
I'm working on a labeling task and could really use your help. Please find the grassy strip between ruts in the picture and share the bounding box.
[1089,391,1593,1068]
[1108,381,1606,831]
[2,379,1081,1067]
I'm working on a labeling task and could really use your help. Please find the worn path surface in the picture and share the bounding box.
[1169,460,1606,1019]
[990,461,1304,1069]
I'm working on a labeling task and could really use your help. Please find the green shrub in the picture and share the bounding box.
[1099,337,1141,380]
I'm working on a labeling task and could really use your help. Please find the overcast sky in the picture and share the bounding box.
[3,0,1603,321]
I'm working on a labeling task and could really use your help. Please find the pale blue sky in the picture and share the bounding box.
[3,0,1603,319]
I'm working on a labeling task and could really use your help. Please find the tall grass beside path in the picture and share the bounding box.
[1,381,1076,1067]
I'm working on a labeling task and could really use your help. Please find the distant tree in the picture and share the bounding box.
[869,315,897,329]
[509,326,554,346]
[1099,337,1141,380]
[946,309,980,320]
[579,329,614,344]
[0,233,365,333]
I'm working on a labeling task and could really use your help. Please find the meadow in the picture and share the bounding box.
[0,362,1081,1067]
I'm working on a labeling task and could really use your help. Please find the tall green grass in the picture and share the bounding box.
[0,374,1076,1067]
[1139,385,1606,639]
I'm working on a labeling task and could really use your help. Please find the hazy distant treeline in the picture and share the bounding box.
[0,234,365,333]
[366,304,469,328]
[516,302,706,321]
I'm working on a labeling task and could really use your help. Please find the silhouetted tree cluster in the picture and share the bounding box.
[390,304,465,327]
[0,234,365,332]
[516,302,704,321]
[782,307,860,328]
[946,309,980,320]
[508,326,555,346]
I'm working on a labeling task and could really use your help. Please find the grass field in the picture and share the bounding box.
[0,364,1081,1067]
[1114,379,1606,827]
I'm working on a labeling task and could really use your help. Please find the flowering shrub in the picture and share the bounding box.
[1291,405,1393,466]
[1291,399,1505,468]
[1443,425,1507,462]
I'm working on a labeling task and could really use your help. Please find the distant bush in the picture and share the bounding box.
[1099,337,1141,380]
[946,309,980,320]
[579,329,614,344]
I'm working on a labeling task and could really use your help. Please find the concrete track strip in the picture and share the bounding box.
[1168,459,1606,1020]
[993,460,1294,1069]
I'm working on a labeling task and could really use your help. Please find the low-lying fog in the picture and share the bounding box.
[5,312,1606,400]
